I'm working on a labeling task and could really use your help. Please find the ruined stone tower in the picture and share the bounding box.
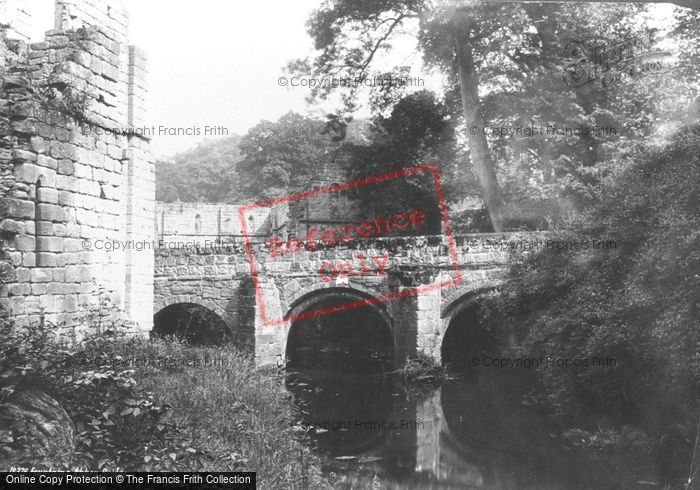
[0,0,154,333]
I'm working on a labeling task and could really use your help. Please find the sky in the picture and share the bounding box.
[126,0,329,157]
[26,0,354,157]
[24,1,678,158]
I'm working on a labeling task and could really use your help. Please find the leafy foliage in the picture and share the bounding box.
[156,135,243,203]
[293,1,700,230]
[0,321,330,486]
[344,90,464,233]
[0,320,198,471]
[237,112,341,200]
[480,127,700,430]
[156,113,355,204]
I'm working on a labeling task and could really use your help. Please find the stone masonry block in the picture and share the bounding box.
[57,159,75,175]
[36,221,55,235]
[30,136,46,153]
[56,175,78,192]
[37,154,59,170]
[14,235,35,252]
[1,198,35,219]
[30,268,53,283]
[37,187,59,204]
[37,203,64,222]
[12,149,36,163]
[14,163,40,183]
[0,219,24,234]
[36,236,64,252]
[36,253,58,267]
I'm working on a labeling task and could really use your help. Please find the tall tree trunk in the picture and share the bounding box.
[452,9,505,232]
[528,5,558,187]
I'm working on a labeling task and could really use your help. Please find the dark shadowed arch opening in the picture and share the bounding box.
[442,300,497,372]
[286,290,394,375]
[153,303,231,345]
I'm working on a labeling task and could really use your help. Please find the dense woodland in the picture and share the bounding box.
[154,1,700,451]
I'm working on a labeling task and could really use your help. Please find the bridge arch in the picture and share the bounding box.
[439,285,499,369]
[153,302,231,345]
[283,287,395,373]
[441,285,498,324]
[286,285,394,332]
[282,281,392,321]
[154,295,231,329]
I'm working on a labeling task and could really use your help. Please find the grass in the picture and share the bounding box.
[1,320,331,490]
[389,353,455,387]
[95,337,332,489]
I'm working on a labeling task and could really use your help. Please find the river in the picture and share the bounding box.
[287,370,665,489]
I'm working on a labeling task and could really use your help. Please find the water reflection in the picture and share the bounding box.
[286,370,660,489]
[287,372,395,455]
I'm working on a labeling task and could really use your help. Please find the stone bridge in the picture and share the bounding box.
[0,0,534,370]
[154,234,530,367]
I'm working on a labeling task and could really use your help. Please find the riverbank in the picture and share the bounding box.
[122,339,330,488]
[0,325,330,489]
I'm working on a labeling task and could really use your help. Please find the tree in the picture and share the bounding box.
[290,1,673,230]
[292,1,520,229]
[450,6,507,229]
[237,112,342,200]
[480,125,700,431]
[345,90,465,233]
[155,135,243,203]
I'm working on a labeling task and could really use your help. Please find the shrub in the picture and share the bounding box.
[479,127,700,430]
[0,320,330,487]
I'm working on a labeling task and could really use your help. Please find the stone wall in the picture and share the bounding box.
[156,202,272,246]
[0,0,31,43]
[154,233,526,366]
[0,0,154,333]
[154,245,250,347]
[283,159,360,239]
[55,0,129,45]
